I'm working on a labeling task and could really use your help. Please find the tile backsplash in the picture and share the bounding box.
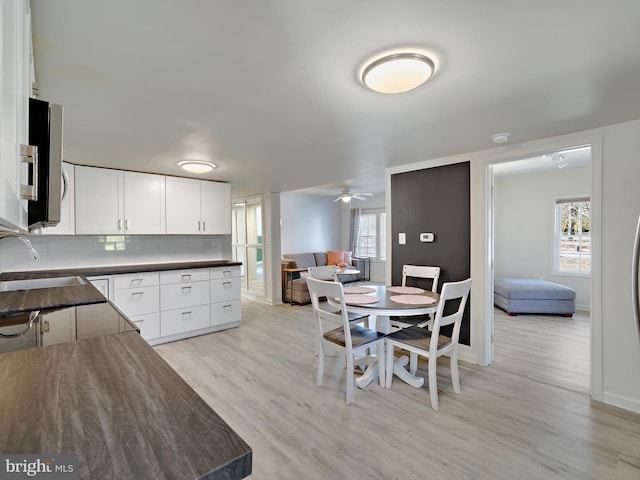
[0,234,230,272]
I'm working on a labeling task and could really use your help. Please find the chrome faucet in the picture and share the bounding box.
[0,232,40,260]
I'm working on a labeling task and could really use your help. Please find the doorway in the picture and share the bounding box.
[232,196,265,298]
[489,144,592,393]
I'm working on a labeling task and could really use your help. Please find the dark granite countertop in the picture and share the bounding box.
[0,331,252,479]
[10,259,242,277]
[0,260,242,315]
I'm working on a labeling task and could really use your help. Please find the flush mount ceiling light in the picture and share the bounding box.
[491,132,511,144]
[177,160,217,174]
[361,52,435,94]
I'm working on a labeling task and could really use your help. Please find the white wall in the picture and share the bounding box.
[0,234,226,272]
[494,167,591,309]
[388,117,640,414]
[280,192,341,254]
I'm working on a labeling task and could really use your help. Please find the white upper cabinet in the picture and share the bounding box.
[75,166,166,235]
[0,0,31,232]
[201,180,231,234]
[75,166,124,234]
[123,171,166,234]
[166,176,231,235]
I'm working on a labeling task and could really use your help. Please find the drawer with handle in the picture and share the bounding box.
[113,285,160,317]
[160,268,209,285]
[160,281,209,310]
[210,266,241,280]
[114,272,159,289]
[160,305,210,336]
[211,277,241,303]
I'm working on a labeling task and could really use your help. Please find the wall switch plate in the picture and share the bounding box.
[399,233,406,245]
[420,232,434,242]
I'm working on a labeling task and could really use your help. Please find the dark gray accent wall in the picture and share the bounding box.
[391,162,471,345]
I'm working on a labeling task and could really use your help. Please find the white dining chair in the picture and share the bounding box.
[308,265,339,281]
[396,265,441,374]
[306,277,386,405]
[402,264,440,292]
[385,278,471,411]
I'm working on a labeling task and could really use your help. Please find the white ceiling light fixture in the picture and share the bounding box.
[491,132,511,144]
[361,52,436,94]
[178,160,217,174]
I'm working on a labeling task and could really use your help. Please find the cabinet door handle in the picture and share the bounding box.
[181,274,192,280]
[223,270,232,277]
[198,221,201,231]
[19,144,39,200]
[125,218,129,230]
[181,286,192,292]
[223,304,232,311]
[223,281,232,287]
[133,319,144,324]
[118,218,122,230]
[182,311,192,317]
[131,291,144,296]
[202,221,206,231]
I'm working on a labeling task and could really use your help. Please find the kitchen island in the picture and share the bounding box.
[0,268,252,479]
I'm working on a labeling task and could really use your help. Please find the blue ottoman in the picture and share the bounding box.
[494,278,576,316]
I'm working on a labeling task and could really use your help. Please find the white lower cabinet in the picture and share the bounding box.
[113,272,160,343]
[91,265,242,346]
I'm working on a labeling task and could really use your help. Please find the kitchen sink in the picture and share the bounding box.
[0,276,87,292]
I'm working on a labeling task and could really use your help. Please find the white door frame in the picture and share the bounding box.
[483,133,603,401]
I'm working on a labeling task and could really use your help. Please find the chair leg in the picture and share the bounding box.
[385,342,395,389]
[377,342,385,387]
[346,351,354,405]
[428,356,439,411]
[409,352,418,375]
[316,343,324,387]
[450,350,460,394]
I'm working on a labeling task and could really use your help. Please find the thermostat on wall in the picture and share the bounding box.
[420,232,434,243]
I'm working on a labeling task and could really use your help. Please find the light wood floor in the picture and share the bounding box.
[154,301,640,479]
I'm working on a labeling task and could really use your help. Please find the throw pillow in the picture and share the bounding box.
[343,250,352,265]
[327,250,344,265]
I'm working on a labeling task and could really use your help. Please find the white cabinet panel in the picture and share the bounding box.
[210,265,241,280]
[160,304,210,336]
[211,300,241,326]
[75,166,166,235]
[166,176,231,235]
[160,268,209,284]
[128,312,160,341]
[201,181,231,234]
[114,271,159,289]
[114,286,159,317]
[165,176,201,234]
[88,276,112,300]
[211,277,241,303]
[75,166,124,234]
[123,171,165,234]
[0,0,31,231]
[160,281,209,311]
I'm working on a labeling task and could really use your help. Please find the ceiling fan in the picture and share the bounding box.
[333,189,373,203]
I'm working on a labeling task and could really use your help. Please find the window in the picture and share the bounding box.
[354,208,386,261]
[555,198,590,274]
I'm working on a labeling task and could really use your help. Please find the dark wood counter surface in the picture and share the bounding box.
[0,331,252,479]
[2,260,242,278]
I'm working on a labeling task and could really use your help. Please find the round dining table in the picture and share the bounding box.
[331,284,440,389]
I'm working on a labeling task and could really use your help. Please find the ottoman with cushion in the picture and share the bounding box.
[494,278,576,316]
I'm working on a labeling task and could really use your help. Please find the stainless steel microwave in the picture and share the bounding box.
[27,97,63,230]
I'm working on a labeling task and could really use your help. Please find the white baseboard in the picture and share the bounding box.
[458,344,478,365]
[602,391,640,414]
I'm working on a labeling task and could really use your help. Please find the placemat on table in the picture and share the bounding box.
[344,294,380,305]
[386,286,425,294]
[343,286,376,294]
[390,294,436,305]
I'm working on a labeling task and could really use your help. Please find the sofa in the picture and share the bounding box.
[281,251,370,304]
